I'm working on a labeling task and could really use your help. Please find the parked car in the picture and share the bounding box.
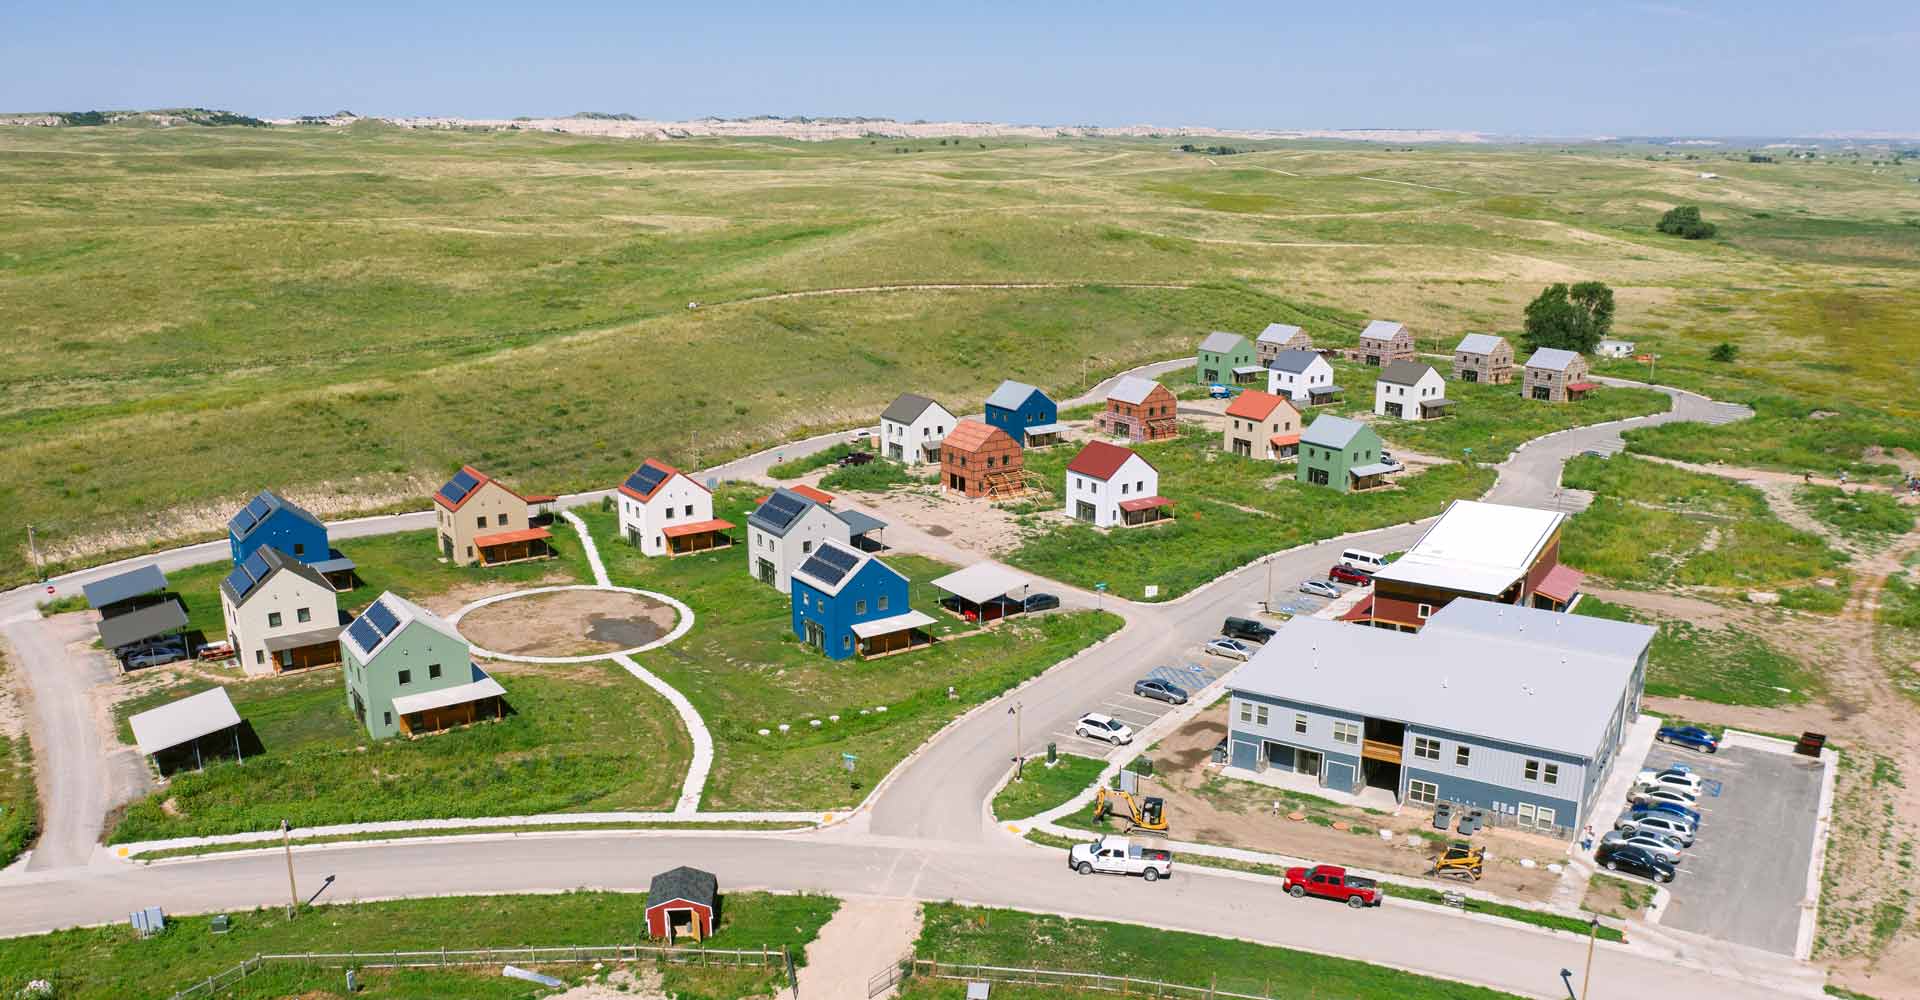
[1204,637,1252,661]
[1596,843,1676,883]
[1636,798,1703,825]
[1022,593,1061,613]
[1378,450,1401,469]
[196,640,235,661]
[1630,782,1699,806]
[1328,564,1373,586]
[125,646,187,669]
[1134,678,1189,705]
[1298,579,1340,599]
[1615,810,1695,846]
[1635,766,1704,795]
[1221,616,1276,643]
[1208,384,1235,399]
[1283,864,1384,909]
[1069,835,1172,881]
[848,427,873,443]
[1076,712,1134,746]
[1338,548,1388,573]
[1599,830,1683,864]
[837,451,875,467]
[1657,725,1719,753]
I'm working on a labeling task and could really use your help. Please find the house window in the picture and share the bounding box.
[1255,705,1269,726]
[1408,779,1438,806]
[384,711,392,727]
[1294,713,1308,735]
[398,669,411,685]
[429,664,442,679]
[1517,803,1557,832]
[476,516,486,529]
[296,607,311,623]
[1332,721,1360,745]
[1456,745,1472,767]
[1524,759,1559,783]
[255,649,264,664]
[842,635,852,652]
[1120,483,1129,495]
[1417,603,1434,619]
[268,611,283,628]
[855,600,867,615]
[498,513,508,526]
[1543,763,1559,784]
[684,505,694,517]
[877,595,889,611]
[293,543,305,556]
[1413,736,1440,761]
[802,541,813,554]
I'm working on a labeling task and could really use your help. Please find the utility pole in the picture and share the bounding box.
[1580,916,1599,998]
[1008,702,1024,781]
[281,820,299,919]
[26,525,41,580]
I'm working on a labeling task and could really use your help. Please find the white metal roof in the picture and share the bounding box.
[850,610,938,639]
[1360,320,1406,341]
[391,666,507,716]
[1198,331,1248,354]
[1370,500,1567,596]
[1454,333,1506,355]
[129,687,242,756]
[1023,422,1064,436]
[1106,375,1161,405]
[1257,323,1303,344]
[1526,347,1583,372]
[930,563,1031,604]
[1232,603,1651,759]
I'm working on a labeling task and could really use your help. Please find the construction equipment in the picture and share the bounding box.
[1093,788,1168,835]
[1430,842,1485,881]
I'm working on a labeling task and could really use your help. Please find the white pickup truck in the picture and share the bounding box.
[1068,835,1173,882]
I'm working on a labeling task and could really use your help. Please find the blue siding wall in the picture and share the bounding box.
[231,508,330,567]
[984,391,1057,446]
[1404,765,1580,831]
[790,561,909,661]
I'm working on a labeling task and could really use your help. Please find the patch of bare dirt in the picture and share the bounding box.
[457,589,679,657]
[550,965,667,999]
[840,484,1032,559]
[422,573,575,618]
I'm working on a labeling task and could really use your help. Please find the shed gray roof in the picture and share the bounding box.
[1266,348,1324,375]
[1377,361,1438,386]
[1257,323,1304,344]
[219,546,333,607]
[1359,320,1407,342]
[81,564,168,610]
[1106,375,1163,406]
[1525,348,1584,372]
[648,866,718,909]
[881,392,944,425]
[1198,331,1250,355]
[98,599,188,651]
[1454,333,1507,356]
[836,508,888,536]
[984,380,1043,411]
[1299,414,1370,450]
[1233,600,1653,759]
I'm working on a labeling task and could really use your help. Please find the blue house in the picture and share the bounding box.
[227,490,356,589]
[789,541,935,660]
[983,380,1061,448]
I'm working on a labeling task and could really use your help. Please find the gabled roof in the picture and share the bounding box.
[943,419,1013,454]
[620,459,703,503]
[228,490,324,541]
[1377,361,1439,386]
[1359,320,1407,342]
[1371,500,1567,596]
[791,539,904,598]
[1198,331,1250,355]
[647,866,717,910]
[1454,333,1507,356]
[881,392,947,425]
[985,380,1048,412]
[220,546,332,607]
[1066,441,1147,481]
[1225,389,1292,421]
[342,592,462,664]
[1525,348,1584,372]
[835,509,888,536]
[748,487,825,538]
[1300,414,1372,450]
[1266,348,1325,375]
[434,466,527,512]
[1106,375,1167,406]
[1257,323,1304,345]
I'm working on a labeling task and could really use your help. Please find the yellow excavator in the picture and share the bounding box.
[1093,788,1169,835]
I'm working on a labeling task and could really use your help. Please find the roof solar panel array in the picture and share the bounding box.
[439,469,481,505]
[798,552,848,587]
[625,463,670,497]
[346,617,383,656]
[346,595,406,658]
[224,566,256,600]
[760,491,808,529]
[228,492,275,537]
[364,597,400,636]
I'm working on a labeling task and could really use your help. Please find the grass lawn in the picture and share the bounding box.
[580,488,1124,810]
[0,891,835,1000]
[902,902,1523,999]
[817,456,930,493]
[991,753,1105,821]
[0,651,35,870]
[1622,395,1920,482]
[1575,597,1819,706]
[1796,485,1916,544]
[769,441,862,479]
[1583,873,1657,921]
[1006,427,1496,600]
[1560,455,1850,593]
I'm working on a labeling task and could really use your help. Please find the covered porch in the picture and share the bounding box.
[263,625,344,673]
[663,518,736,557]
[1230,365,1265,386]
[1022,422,1064,448]
[473,526,555,566]
[931,562,1032,624]
[1418,398,1456,419]
[1099,412,1176,443]
[1566,381,1598,401]
[1118,495,1176,527]
[1531,564,1585,611]
[309,552,359,592]
[393,665,508,738]
[1304,384,1343,407]
[1269,433,1300,460]
[853,610,938,659]
[1348,462,1398,492]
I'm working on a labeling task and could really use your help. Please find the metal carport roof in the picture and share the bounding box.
[97,599,188,651]
[930,563,1030,604]
[80,564,167,610]
[129,687,241,756]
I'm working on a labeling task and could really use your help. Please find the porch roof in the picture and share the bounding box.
[851,609,938,639]
[473,526,553,548]
[263,624,344,653]
[1567,381,1599,392]
[1534,564,1586,604]
[1350,463,1398,478]
[391,664,506,716]
[1118,495,1174,513]
[662,518,734,539]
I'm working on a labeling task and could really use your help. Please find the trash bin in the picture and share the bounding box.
[1457,810,1484,836]
[1431,804,1453,831]
[1135,757,1154,778]
[1795,732,1827,757]
[1046,741,1057,764]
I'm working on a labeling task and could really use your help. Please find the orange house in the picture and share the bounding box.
[1097,375,1178,442]
[940,419,1027,499]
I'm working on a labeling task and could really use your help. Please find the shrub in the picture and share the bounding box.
[1658,205,1718,239]
[1709,342,1739,362]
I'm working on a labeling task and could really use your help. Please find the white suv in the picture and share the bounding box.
[1076,713,1134,746]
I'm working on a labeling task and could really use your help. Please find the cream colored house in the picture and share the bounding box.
[433,466,554,567]
[220,547,342,673]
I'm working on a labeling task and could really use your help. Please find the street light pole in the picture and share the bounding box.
[1008,702,1024,781]
[1580,917,1599,997]
[281,820,299,919]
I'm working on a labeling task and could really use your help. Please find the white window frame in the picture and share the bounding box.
[1255,705,1269,726]
[1413,736,1440,761]
[1455,745,1472,767]
[1332,721,1360,746]
[1408,779,1438,806]
[1294,713,1308,735]
[1417,603,1434,619]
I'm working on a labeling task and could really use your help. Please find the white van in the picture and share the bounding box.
[1339,549,1387,573]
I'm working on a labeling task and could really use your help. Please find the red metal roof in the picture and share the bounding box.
[1269,433,1301,447]
[754,484,836,507]
[1117,495,1174,512]
[1567,381,1599,392]
[1534,564,1585,604]
[436,465,535,512]
[1067,440,1140,480]
[662,518,735,539]
[1225,389,1291,421]
[942,418,1012,454]
[473,526,553,548]
[523,493,558,504]
[1340,593,1375,622]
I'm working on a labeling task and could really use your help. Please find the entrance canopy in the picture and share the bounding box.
[1535,564,1585,605]
[1118,496,1174,513]
[81,564,167,610]
[97,599,189,651]
[129,687,241,756]
[931,563,1030,605]
[851,610,937,639]
[662,518,735,539]
[391,664,507,716]
[263,624,344,653]
[474,526,553,549]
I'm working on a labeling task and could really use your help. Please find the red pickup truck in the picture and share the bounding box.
[1283,864,1384,909]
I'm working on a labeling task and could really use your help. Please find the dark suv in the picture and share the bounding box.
[1222,617,1275,643]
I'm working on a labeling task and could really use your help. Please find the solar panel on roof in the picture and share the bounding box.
[440,469,480,504]
[625,463,670,496]
[246,494,273,521]
[228,508,259,536]
[364,598,400,636]
[241,550,271,582]
[346,617,382,654]
[759,491,809,529]
[225,566,256,599]
[817,545,859,574]
[799,553,849,588]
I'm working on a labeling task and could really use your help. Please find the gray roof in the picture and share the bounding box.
[836,509,888,536]
[1233,600,1654,759]
[81,564,167,610]
[220,546,333,607]
[1257,323,1304,344]
[128,687,241,756]
[1107,375,1163,405]
[1526,348,1584,372]
[1377,360,1438,386]
[648,865,717,908]
[1300,414,1371,450]
[881,392,944,425]
[1350,462,1399,478]
[1266,348,1324,375]
[1359,319,1407,342]
[748,487,821,538]
[98,598,188,651]
[985,380,1043,412]
[1198,331,1250,355]
[1454,333,1507,356]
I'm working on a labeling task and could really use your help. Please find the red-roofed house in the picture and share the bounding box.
[1064,441,1172,528]
[618,459,733,558]
[433,466,553,567]
[1222,390,1303,461]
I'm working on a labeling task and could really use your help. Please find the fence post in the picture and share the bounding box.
[1209,972,1216,1000]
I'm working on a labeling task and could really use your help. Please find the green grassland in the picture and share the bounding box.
[1621,396,1920,481]
[4,128,1917,588]
[1575,596,1818,706]
[0,891,834,1000]
[990,753,1106,821]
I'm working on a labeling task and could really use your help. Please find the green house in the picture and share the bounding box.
[1196,332,1258,386]
[340,592,505,740]
[1297,415,1395,493]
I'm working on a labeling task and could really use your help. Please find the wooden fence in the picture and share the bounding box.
[896,958,1305,999]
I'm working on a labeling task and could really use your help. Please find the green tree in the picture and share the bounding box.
[1657,205,1718,239]
[1709,342,1739,362]
[1522,282,1615,354]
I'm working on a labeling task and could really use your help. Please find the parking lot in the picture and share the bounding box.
[1633,744,1826,955]
[1034,656,1230,757]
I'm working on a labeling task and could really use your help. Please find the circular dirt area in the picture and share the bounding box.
[457,589,681,658]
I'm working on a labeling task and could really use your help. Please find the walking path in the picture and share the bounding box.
[788,896,922,999]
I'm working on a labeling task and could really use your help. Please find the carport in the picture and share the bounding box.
[837,509,889,552]
[129,687,243,774]
[97,599,190,665]
[930,563,1031,623]
[852,610,938,659]
[81,563,170,616]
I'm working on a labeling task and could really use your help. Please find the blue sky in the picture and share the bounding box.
[2,1,1912,135]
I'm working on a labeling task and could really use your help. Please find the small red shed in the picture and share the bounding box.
[645,865,719,942]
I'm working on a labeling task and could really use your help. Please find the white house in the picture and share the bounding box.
[1266,348,1338,405]
[1373,361,1452,421]
[1597,340,1636,359]
[878,392,955,467]
[219,547,342,673]
[1063,440,1171,528]
[746,487,853,593]
[617,459,732,558]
